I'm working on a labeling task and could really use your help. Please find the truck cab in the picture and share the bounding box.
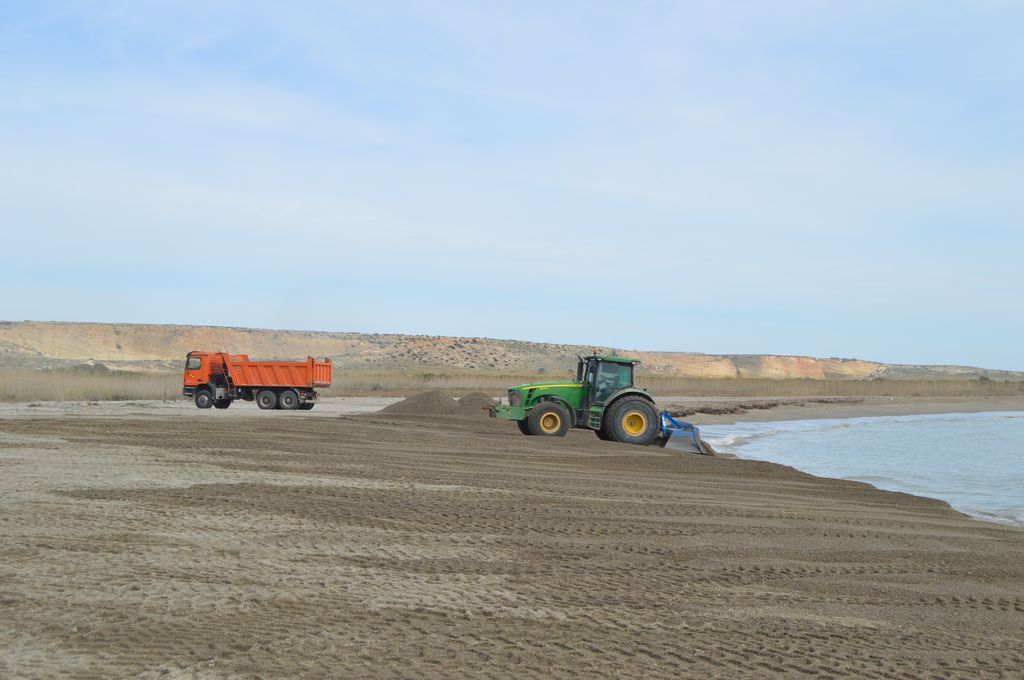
[183,351,221,392]
[182,351,233,408]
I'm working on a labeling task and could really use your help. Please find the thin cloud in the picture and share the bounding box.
[0,2,1021,368]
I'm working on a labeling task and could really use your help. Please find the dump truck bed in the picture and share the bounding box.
[224,356,332,388]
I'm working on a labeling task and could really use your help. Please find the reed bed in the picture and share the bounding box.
[319,369,566,396]
[638,376,1024,398]
[2,366,1021,402]
[0,367,180,402]
[321,369,1024,398]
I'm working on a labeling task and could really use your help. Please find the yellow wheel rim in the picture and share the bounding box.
[540,412,561,434]
[622,411,648,436]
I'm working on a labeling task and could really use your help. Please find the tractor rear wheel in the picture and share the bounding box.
[605,397,659,445]
[194,389,214,409]
[278,389,300,410]
[256,389,278,410]
[594,429,613,441]
[516,419,532,435]
[527,402,570,437]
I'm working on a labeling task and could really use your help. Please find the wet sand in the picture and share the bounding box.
[1,402,1023,678]
[670,395,1024,425]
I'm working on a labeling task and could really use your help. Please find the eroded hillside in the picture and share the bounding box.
[1,321,1020,381]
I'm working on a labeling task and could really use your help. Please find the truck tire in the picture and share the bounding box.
[213,400,231,409]
[516,419,532,435]
[527,402,570,437]
[605,397,659,445]
[194,389,214,409]
[278,389,299,410]
[256,389,278,410]
[298,403,315,411]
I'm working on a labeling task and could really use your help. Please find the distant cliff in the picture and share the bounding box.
[1,321,1021,381]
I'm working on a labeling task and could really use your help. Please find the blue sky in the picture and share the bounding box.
[1,2,1022,369]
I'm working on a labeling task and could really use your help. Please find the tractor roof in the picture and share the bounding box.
[592,355,641,365]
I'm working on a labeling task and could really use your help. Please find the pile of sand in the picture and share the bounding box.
[380,391,458,415]
[380,391,497,418]
[453,392,497,418]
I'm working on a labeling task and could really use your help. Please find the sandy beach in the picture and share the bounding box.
[2,399,1023,678]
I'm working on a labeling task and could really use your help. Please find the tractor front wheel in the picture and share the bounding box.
[605,397,659,445]
[527,402,570,437]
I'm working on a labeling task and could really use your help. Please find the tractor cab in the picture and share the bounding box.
[577,354,639,405]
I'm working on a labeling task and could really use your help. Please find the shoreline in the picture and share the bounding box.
[692,408,1024,530]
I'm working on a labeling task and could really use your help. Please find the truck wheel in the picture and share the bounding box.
[298,403,315,410]
[279,389,299,410]
[194,389,214,409]
[605,397,659,445]
[256,389,278,410]
[516,419,532,435]
[213,400,231,409]
[527,402,570,437]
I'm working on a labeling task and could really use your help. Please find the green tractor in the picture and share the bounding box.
[491,354,707,451]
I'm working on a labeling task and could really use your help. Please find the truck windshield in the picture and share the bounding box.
[186,357,202,371]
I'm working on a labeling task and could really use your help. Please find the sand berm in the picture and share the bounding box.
[381,390,497,418]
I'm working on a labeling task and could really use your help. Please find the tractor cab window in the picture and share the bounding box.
[186,357,202,371]
[592,362,633,404]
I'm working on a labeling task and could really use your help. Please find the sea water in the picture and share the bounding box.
[695,411,1024,527]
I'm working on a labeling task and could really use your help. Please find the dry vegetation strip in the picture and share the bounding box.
[322,369,1024,398]
[2,366,1022,402]
[0,368,181,402]
[638,375,1024,397]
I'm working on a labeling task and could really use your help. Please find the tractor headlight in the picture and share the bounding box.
[509,390,522,407]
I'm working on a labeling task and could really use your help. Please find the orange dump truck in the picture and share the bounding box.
[182,351,332,410]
